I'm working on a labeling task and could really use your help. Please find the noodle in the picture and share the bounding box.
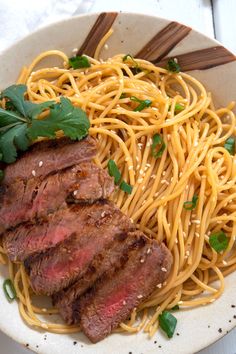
[1,32,236,338]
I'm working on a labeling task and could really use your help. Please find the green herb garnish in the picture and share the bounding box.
[120,180,133,194]
[68,55,91,69]
[175,103,185,112]
[183,195,198,211]
[209,231,229,253]
[151,133,166,158]
[166,58,180,73]
[107,159,132,194]
[108,159,121,185]
[159,310,177,338]
[3,279,17,302]
[224,137,235,155]
[0,85,90,164]
[130,96,152,112]
[122,54,142,74]
[120,93,126,99]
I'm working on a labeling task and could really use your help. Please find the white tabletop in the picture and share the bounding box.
[1,0,236,353]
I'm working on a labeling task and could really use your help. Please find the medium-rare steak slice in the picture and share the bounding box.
[79,233,172,343]
[0,162,114,233]
[52,231,145,324]
[24,201,134,295]
[3,136,97,185]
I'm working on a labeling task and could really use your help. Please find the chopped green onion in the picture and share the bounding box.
[68,55,91,69]
[130,96,152,112]
[209,231,229,253]
[108,160,121,185]
[171,304,180,311]
[0,169,4,181]
[159,310,177,338]
[183,195,198,211]
[120,180,133,194]
[3,279,17,302]
[224,137,235,155]
[151,133,166,158]
[175,103,185,112]
[166,58,180,73]
[122,54,142,74]
[120,93,126,99]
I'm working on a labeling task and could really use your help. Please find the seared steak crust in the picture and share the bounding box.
[0,161,114,233]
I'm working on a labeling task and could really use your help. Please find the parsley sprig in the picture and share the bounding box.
[0,85,90,164]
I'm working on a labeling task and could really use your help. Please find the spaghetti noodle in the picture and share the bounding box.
[1,32,236,337]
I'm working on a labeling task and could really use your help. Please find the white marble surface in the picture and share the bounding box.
[1,0,236,353]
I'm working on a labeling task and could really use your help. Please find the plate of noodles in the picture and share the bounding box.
[0,11,236,354]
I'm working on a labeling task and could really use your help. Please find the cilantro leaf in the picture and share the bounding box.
[28,97,90,141]
[1,85,28,117]
[0,123,29,163]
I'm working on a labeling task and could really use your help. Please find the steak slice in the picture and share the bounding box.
[52,231,144,324]
[0,162,114,233]
[3,136,97,185]
[24,201,134,295]
[79,233,172,343]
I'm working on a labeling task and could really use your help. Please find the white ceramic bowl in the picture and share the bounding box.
[0,12,236,354]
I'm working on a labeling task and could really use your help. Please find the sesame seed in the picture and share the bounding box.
[137,295,143,299]
[178,301,183,305]
[210,299,215,303]
[42,308,47,312]
[142,200,146,205]
[222,260,228,265]
[175,239,178,243]
[137,143,143,149]
[72,47,78,53]
[179,172,183,177]
[192,219,200,224]
[195,232,200,237]
[140,258,145,263]
[147,248,151,254]
[162,171,166,176]
[125,157,129,162]
[141,185,145,191]
[146,163,151,167]
[167,134,171,141]
[183,231,186,237]
[32,170,36,176]
[146,142,151,147]
[161,267,167,272]
[151,174,156,179]
[216,220,222,224]
[156,283,162,288]
[38,161,43,167]
[73,190,78,196]
[123,300,126,305]
[137,164,140,169]
[104,44,109,50]
[128,165,133,170]
[101,211,106,217]
[130,218,134,223]
[185,251,190,256]
[136,156,139,161]
[140,169,144,175]
[174,57,178,63]
[137,178,143,184]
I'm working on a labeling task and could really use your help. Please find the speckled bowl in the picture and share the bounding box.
[0,12,236,354]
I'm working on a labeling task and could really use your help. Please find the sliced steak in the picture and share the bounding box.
[52,231,144,324]
[79,233,172,343]
[0,162,114,233]
[24,201,134,295]
[3,136,97,185]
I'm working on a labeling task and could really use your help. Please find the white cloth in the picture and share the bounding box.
[0,0,94,52]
